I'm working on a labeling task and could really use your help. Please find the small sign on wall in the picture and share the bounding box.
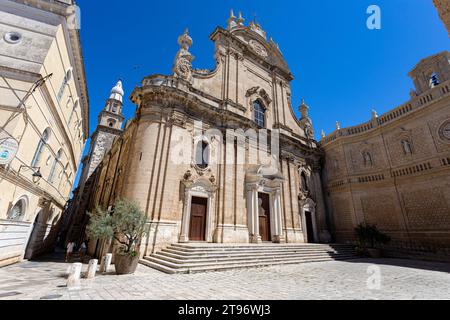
[0,130,19,165]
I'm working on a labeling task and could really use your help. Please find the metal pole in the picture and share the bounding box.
[0,74,53,143]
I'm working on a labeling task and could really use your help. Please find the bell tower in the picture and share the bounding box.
[86,80,125,178]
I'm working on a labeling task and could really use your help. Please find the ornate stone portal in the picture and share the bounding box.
[245,164,285,243]
[180,173,217,243]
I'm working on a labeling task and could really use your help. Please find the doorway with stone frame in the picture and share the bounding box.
[179,178,216,243]
[245,164,285,244]
[299,198,318,243]
[246,183,284,244]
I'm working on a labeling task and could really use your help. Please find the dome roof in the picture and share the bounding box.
[109,80,124,102]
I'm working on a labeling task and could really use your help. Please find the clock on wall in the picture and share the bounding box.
[438,120,450,142]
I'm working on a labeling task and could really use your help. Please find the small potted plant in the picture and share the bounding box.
[86,198,148,275]
[354,223,391,258]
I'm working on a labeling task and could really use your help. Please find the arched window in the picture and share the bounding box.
[195,140,209,169]
[401,140,412,155]
[57,68,72,102]
[108,119,116,127]
[48,149,62,183]
[7,197,27,221]
[430,72,440,88]
[253,100,266,127]
[301,171,309,193]
[111,103,118,113]
[68,100,78,126]
[31,128,50,167]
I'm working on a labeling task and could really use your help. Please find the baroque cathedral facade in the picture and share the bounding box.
[69,12,330,257]
[67,11,450,259]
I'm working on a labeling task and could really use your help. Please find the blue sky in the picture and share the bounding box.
[74,0,448,188]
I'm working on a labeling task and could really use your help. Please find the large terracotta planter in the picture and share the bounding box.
[114,253,140,275]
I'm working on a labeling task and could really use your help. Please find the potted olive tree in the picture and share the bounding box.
[355,223,391,258]
[86,198,147,275]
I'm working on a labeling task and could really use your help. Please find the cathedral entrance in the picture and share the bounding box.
[304,211,315,243]
[189,197,208,241]
[258,193,271,242]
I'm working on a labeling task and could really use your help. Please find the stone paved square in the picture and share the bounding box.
[1,257,449,300]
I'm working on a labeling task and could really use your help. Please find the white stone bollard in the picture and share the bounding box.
[86,259,98,279]
[99,253,112,273]
[67,263,82,289]
[65,265,72,276]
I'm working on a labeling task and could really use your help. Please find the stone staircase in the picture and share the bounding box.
[140,243,357,274]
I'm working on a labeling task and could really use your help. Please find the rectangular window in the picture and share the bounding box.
[254,108,265,127]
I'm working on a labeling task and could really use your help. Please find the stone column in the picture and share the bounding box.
[272,188,285,243]
[247,184,261,243]
[205,194,214,242]
[179,187,192,243]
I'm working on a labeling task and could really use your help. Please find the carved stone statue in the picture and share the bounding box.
[173,29,195,81]
[304,122,314,140]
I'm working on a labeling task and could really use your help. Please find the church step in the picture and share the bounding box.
[159,248,355,260]
[139,259,178,274]
[161,246,354,257]
[140,243,357,274]
[143,253,356,270]
[140,255,359,274]
[150,251,355,265]
[171,243,353,250]
[169,244,353,252]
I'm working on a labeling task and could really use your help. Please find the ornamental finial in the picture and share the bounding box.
[237,11,245,25]
[228,9,237,29]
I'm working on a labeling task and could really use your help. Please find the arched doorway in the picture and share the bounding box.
[7,197,27,221]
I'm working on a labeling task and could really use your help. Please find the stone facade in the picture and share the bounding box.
[434,0,450,37]
[0,0,89,266]
[75,12,330,259]
[321,51,450,251]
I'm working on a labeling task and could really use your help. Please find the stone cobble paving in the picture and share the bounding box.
[1,257,450,300]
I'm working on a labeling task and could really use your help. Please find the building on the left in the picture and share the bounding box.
[0,0,88,267]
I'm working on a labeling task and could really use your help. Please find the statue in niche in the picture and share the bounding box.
[362,151,373,167]
[401,140,412,155]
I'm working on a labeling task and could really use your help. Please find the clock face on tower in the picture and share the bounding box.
[438,120,450,142]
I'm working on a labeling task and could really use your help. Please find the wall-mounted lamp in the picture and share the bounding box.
[18,165,42,183]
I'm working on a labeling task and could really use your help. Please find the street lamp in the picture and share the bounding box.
[18,165,42,183]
